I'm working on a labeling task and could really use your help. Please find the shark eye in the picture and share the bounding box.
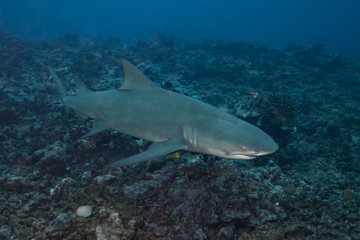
[237,145,248,151]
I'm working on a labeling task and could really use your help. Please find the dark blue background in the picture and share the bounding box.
[1,0,359,56]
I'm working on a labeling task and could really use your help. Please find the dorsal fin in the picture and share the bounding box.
[119,59,158,90]
[72,71,90,95]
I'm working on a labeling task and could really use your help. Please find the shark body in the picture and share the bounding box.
[52,59,278,167]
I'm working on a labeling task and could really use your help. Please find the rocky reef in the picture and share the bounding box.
[0,32,360,239]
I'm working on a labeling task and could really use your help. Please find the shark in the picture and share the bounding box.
[51,59,278,168]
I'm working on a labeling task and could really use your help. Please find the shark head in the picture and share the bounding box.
[184,119,278,160]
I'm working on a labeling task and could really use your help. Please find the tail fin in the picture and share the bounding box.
[71,71,90,95]
[50,68,66,101]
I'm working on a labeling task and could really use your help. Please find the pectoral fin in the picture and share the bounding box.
[106,138,186,168]
[81,120,108,138]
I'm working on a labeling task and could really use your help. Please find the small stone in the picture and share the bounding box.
[76,205,93,218]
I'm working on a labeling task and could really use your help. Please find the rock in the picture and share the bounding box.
[0,108,18,125]
[221,209,251,222]
[0,224,12,239]
[34,141,68,176]
[123,180,161,205]
[217,224,235,239]
[76,205,93,218]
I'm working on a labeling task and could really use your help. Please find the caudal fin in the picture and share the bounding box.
[49,68,66,102]
[71,71,90,95]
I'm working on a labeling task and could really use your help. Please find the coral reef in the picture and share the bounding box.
[0,31,360,239]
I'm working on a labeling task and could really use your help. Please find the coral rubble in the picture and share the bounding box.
[0,32,360,239]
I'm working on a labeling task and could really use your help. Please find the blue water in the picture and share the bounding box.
[1,0,360,57]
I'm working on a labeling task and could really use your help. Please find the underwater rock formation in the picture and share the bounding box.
[0,32,359,239]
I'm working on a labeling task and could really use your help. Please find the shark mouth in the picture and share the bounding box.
[227,150,275,159]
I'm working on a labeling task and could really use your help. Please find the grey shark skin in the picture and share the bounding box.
[52,59,278,168]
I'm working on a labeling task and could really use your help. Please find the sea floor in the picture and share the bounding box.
[0,32,360,239]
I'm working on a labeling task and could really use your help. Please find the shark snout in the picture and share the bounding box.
[257,135,279,155]
[241,131,278,158]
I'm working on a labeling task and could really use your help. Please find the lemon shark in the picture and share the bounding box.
[52,59,278,168]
